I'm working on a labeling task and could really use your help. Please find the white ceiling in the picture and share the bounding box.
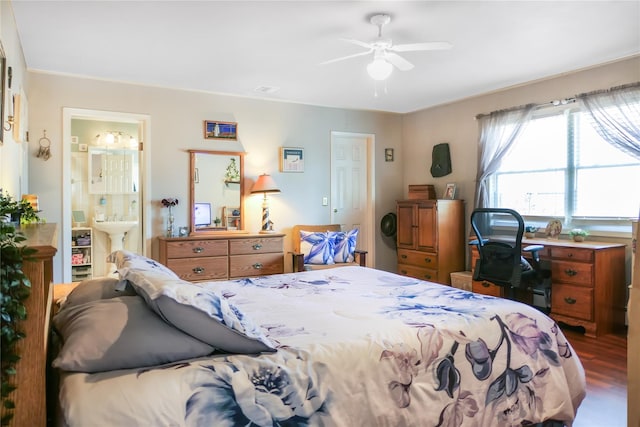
[10,1,640,114]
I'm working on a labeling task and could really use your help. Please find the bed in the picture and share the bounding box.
[52,251,586,426]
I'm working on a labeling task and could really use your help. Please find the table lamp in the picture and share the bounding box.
[250,174,280,233]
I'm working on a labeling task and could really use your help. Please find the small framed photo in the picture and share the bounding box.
[204,120,237,140]
[78,143,88,152]
[280,147,304,172]
[385,148,394,162]
[443,183,457,199]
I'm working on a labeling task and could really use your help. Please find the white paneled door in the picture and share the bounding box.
[330,131,374,265]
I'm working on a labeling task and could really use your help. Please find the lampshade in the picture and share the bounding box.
[367,58,393,81]
[251,174,281,194]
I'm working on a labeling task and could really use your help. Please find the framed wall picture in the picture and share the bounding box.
[203,120,237,140]
[443,183,457,199]
[280,147,304,172]
[385,148,394,162]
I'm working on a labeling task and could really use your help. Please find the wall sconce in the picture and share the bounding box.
[250,174,281,233]
[3,94,14,132]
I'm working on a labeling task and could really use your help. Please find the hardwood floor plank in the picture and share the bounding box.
[562,327,627,427]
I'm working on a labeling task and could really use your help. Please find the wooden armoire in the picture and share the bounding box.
[396,199,465,285]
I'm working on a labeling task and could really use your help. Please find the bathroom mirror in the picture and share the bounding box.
[189,150,246,235]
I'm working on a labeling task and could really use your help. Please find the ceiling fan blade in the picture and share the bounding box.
[385,52,414,71]
[390,41,453,52]
[320,49,372,65]
[340,38,374,50]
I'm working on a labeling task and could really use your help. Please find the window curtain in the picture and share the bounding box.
[474,104,535,209]
[577,82,640,159]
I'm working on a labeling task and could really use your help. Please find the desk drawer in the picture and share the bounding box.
[397,249,437,268]
[549,247,593,263]
[164,240,228,258]
[166,256,228,281]
[230,237,283,255]
[397,264,438,282]
[552,284,593,321]
[229,253,284,278]
[472,279,502,297]
[551,260,593,287]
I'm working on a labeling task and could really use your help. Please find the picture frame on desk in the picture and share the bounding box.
[443,183,457,200]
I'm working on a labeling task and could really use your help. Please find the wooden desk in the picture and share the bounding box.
[471,237,626,338]
[7,223,58,426]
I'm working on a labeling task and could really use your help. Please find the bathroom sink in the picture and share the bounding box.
[92,220,138,236]
[92,220,138,252]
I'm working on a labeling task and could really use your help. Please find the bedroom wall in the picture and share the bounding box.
[25,73,405,283]
[0,1,29,197]
[401,55,640,276]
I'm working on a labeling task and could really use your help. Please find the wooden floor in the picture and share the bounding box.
[562,326,627,427]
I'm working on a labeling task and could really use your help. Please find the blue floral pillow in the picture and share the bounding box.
[300,231,335,265]
[331,228,359,263]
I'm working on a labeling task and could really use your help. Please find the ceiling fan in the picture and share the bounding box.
[322,14,452,81]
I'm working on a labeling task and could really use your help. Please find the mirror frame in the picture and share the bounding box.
[189,149,246,235]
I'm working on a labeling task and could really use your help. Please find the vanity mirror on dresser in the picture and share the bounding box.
[158,150,284,281]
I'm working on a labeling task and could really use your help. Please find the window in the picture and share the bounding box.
[490,105,640,231]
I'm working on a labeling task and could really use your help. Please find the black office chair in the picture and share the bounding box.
[470,208,545,301]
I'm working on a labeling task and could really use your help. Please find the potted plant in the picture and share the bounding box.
[0,190,42,226]
[1,190,39,424]
[569,228,589,242]
[524,225,538,239]
[214,217,222,227]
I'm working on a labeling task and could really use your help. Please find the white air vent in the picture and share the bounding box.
[254,85,280,94]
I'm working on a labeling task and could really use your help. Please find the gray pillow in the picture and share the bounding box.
[62,277,136,308]
[52,296,215,373]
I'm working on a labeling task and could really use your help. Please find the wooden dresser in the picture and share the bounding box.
[471,237,626,337]
[396,199,465,285]
[158,233,284,281]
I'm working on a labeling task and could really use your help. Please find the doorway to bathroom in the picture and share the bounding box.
[62,108,151,282]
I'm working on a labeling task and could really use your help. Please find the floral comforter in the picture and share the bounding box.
[58,266,585,427]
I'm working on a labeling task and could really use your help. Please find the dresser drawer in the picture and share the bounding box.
[164,239,228,258]
[552,284,593,321]
[166,256,228,281]
[397,264,438,282]
[551,260,593,287]
[549,247,593,263]
[230,237,283,255]
[397,249,437,269]
[229,253,284,278]
[472,279,503,297]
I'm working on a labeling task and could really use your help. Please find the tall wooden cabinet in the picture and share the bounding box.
[396,199,465,285]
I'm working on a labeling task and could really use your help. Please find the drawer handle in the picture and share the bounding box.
[253,262,263,270]
[400,270,407,274]
[424,274,431,280]
[564,297,577,305]
[192,247,204,254]
[252,244,263,250]
[401,254,407,259]
[482,281,491,288]
[424,258,431,263]
[564,269,578,277]
[568,253,573,258]
[192,267,205,274]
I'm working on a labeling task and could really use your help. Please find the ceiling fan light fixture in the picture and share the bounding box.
[367,57,393,81]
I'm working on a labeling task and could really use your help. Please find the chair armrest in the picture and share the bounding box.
[290,252,305,273]
[523,244,544,264]
[354,249,367,267]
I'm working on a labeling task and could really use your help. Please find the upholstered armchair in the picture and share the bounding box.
[291,224,367,272]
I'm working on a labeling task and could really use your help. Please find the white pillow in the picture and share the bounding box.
[299,230,335,265]
[331,228,359,263]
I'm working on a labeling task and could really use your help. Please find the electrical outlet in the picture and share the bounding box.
[322,197,328,206]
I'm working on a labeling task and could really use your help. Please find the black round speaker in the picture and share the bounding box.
[380,212,397,237]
